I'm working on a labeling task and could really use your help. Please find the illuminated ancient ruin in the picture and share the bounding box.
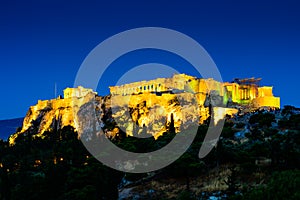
[9,74,280,145]
[64,86,97,98]
[109,74,280,109]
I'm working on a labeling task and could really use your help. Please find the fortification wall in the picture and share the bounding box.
[252,96,280,108]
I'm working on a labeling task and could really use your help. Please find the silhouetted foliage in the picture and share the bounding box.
[279,114,300,130]
[242,170,300,200]
[1,106,300,199]
[249,112,275,127]
[0,126,123,200]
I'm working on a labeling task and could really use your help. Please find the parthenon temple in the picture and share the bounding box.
[109,74,280,108]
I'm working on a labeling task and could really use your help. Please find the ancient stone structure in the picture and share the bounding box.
[9,75,280,145]
[109,74,280,109]
[64,86,97,98]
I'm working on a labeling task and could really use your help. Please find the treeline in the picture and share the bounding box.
[0,126,123,200]
[0,107,299,199]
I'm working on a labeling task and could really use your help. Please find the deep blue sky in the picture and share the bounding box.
[0,0,299,120]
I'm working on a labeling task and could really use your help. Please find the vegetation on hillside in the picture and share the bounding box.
[0,106,299,199]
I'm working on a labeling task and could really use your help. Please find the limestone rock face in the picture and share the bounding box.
[9,92,97,145]
[9,84,240,145]
[9,91,204,144]
[110,93,201,139]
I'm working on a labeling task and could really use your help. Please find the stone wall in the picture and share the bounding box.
[109,74,280,109]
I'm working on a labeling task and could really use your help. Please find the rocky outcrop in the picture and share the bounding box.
[109,92,203,139]
[9,92,96,144]
[9,85,238,145]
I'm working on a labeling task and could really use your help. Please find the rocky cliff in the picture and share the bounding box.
[9,92,96,144]
[9,86,238,145]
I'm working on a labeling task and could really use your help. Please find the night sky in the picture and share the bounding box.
[0,0,299,120]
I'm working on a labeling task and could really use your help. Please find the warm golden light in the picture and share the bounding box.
[9,74,280,145]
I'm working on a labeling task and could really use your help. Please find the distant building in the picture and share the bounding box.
[64,86,97,98]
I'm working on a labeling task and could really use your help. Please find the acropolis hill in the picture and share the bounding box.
[9,74,280,144]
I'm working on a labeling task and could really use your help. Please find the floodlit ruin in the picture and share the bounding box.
[109,74,280,109]
[9,74,280,144]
